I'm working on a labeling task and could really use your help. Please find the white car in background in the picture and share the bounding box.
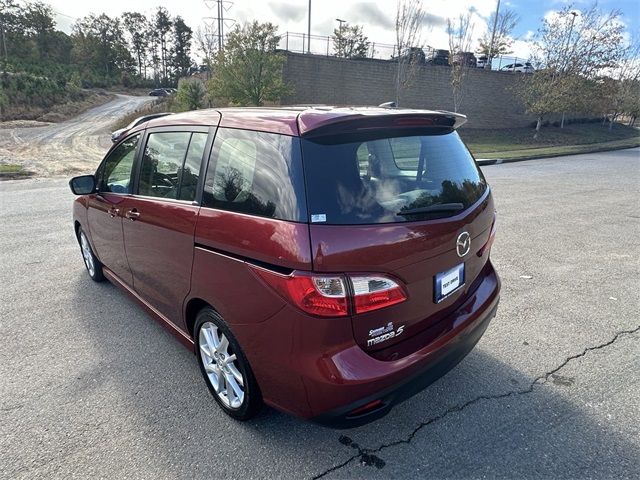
[500,62,535,73]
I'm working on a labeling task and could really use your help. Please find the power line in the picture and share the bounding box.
[53,11,77,21]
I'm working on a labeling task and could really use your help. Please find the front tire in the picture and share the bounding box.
[78,227,104,282]
[195,307,262,420]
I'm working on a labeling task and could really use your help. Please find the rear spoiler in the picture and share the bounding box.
[299,111,467,138]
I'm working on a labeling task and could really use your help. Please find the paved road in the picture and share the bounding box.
[0,95,153,176]
[1,149,639,479]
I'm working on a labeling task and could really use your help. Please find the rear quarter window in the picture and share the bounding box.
[202,128,307,222]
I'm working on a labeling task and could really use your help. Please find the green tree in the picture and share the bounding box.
[171,16,193,81]
[332,23,370,59]
[145,19,161,84]
[122,12,148,77]
[516,3,626,136]
[154,7,172,84]
[72,14,134,85]
[22,2,55,61]
[208,21,289,106]
[0,0,21,61]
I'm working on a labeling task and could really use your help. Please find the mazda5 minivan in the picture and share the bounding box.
[69,107,500,427]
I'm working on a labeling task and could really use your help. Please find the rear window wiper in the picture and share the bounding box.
[397,203,464,216]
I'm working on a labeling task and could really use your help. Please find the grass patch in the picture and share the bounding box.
[111,97,184,131]
[477,138,640,160]
[37,90,114,123]
[461,122,640,157]
[0,163,33,179]
[0,164,22,173]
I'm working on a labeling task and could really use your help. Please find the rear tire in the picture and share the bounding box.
[195,307,262,420]
[78,227,104,282]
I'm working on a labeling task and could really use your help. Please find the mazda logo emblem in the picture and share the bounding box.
[456,232,471,257]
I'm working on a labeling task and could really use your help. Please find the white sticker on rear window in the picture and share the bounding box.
[311,214,327,223]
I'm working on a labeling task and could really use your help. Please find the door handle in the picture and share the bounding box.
[107,207,120,218]
[125,208,140,220]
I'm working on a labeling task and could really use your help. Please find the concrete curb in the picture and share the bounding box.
[476,158,501,166]
[475,144,640,166]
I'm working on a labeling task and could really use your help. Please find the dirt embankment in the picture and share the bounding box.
[0,94,154,177]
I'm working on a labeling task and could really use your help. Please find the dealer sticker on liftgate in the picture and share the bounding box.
[434,263,465,303]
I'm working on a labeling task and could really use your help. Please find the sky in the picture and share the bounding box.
[45,0,640,61]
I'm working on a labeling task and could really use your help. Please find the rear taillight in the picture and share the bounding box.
[251,269,407,317]
[351,276,407,313]
[478,212,497,257]
[252,269,349,317]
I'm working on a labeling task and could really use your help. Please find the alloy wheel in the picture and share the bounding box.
[80,231,95,277]
[198,321,245,409]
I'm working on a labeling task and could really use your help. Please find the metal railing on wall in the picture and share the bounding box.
[278,32,533,72]
[279,32,397,60]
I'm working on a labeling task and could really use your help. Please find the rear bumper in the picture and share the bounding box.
[308,264,500,428]
[312,299,497,428]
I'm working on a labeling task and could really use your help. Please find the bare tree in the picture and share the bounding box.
[394,0,425,106]
[195,24,217,70]
[447,13,474,113]
[477,8,519,65]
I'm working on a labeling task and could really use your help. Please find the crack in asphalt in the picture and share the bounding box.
[311,325,640,479]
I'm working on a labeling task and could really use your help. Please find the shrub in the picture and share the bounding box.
[176,80,206,111]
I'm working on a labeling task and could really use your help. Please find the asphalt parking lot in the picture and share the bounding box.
[1,148,639,479]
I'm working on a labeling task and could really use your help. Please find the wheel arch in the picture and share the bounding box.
[74,220,82,243]
[184,297,213,338]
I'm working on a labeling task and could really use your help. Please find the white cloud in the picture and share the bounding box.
[49,0,506,54]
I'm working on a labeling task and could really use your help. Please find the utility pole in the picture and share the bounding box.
[335,19,346,57]
[563,11,579,69]
[307,0,311,54]
[217,0,223,51]
[203,0,234,52]
[0,4,8,64]
[486,0,500,69]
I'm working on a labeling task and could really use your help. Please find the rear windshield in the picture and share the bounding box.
[301,131,486,225]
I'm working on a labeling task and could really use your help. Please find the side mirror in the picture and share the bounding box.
[69,175,97,195]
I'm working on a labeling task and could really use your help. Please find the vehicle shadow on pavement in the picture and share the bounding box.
[72,277,638,479]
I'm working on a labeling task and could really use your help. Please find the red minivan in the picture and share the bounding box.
[69,107,500,427]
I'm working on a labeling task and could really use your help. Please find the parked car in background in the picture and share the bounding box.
[149,88,168,96]
[500,62,535,73]
[452,52,477,68]
[392,47,426,65]
[425,49,450,66]
[110,112,173,143]
[69,106,500,427]
[476,55,490,69]
[190,65,211,76]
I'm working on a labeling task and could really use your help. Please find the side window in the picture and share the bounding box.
[389,137,421,169]
[202,128,306,222]
[138,132,206,201]
[98,134,139,193]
